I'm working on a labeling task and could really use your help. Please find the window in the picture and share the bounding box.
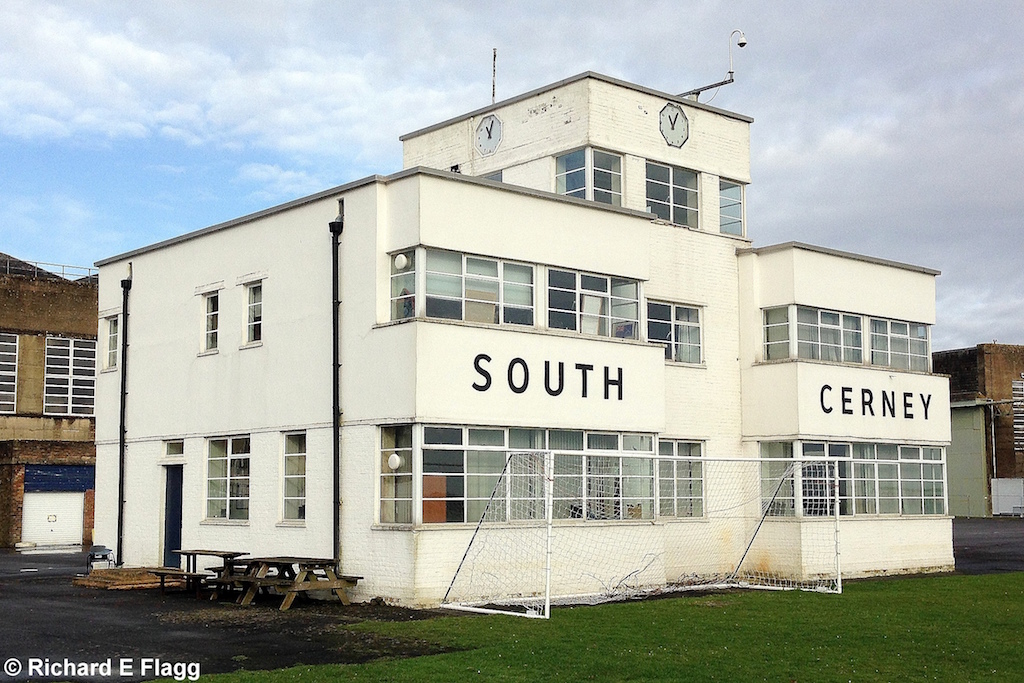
[283,433,306,521]
[762,440,945,518]
[870,319,929,371]
[390,250,416,320]
[548,269,638,339]
[646,162,698,228]
[165,441,184,457]
[482,170,503,182]
[719,179,743,235]
[43,337,96,416]
[380,425,413,524]
[657,440,703,517]
[797,307,862,363]
[0,333,16,414]
[763,307,790,360]
[246,283,262,343]
[555,148,622,206]
[760,442,796,516]
[204,293,219,351]
[647,302,701,363]
[423,250,535,326]
[207,436,250,520]
[1013,380,1024,451]
[105,317,119,369]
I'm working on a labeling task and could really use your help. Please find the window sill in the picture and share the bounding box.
[276,520,306,528]
[197,348,219,357]
[200,519,249,526]
[664,360,706,369]
[752,357,934,375]
[100,366,119,374]
[239,341,263,351]
[374,317,657,349]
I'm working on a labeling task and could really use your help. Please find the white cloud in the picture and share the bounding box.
[234,163,325,201]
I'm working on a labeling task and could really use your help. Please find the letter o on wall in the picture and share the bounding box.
[508,357,529,394]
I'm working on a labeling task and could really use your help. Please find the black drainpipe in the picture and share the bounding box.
[116,266,132,566]
[329,201,344,572]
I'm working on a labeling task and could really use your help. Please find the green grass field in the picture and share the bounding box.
[206,572,1024,682]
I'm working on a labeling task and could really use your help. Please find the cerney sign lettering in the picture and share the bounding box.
[819,384,932,420]
[472,353,624,400]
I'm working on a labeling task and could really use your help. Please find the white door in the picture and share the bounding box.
[21,491,85,545]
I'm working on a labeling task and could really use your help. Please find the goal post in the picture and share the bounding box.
[441,454,842,618]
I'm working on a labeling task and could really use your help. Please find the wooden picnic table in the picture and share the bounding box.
[169,549,248,596]
[233,556,362,611]
[173,549,248,575]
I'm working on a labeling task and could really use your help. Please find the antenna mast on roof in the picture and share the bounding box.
[492,48,497,104]
[679,29,747,102]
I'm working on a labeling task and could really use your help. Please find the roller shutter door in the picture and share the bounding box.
[21,491,85,545]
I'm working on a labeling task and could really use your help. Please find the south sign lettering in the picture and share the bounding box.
[819,384,932,420]
[472,354,624,400]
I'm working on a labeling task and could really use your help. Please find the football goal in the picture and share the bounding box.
[441,453,841,619]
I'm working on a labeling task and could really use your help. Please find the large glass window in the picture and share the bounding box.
[797,307,862,363]
[719,179,744,235]
[44,337,96,416]
[871,319,929,371]
[646,162,698,228]
[657,440,703,517]
[548,269,638,339]
[207,436,250,521]
[283,433,306,521]
[0,333,17,413]
[760,442,796,516]
[647,302,701,363]
[423,250,535,326]
[555,148,622,206]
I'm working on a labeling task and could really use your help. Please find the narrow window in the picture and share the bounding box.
[0,333,17,413]
[556,149,622,206]
[648,302,701,363]
[763,307,790,360]
[105,316,119,369]
[657,440,703,517]
[246,283,262,343]
[719,179,743,236]
[390,250,416,320]
[204,292,219,351]
[760,441,795,516]
[555,150,586,199]
[380,425,413,524]
[283,433,306,521]
[592,150,622,206]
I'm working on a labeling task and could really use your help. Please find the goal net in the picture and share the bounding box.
[441,454,840,618]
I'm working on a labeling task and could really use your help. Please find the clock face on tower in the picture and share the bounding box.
[659,102,689,148]
[475,114,503,156]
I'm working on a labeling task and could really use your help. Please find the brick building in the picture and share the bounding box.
[0,253,98,547]
[933,344,1024,516]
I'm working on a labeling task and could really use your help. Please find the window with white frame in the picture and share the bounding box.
[548,269,639,339]
[719,179,743,235]
[43,337,96,416]
[283,432,306,521]
[207,436,250,520]
[646,162,698,228]
[380,425,413,524]
[246,283,262,343]
[647,302,701,363]
[763,307,790,360]
[870,319,929,371]
[657,440,703,517]
[204,292,219,351]
[797,307,862,363]
[555,148,623,206]
[762,440,944,517]
[424,250,534,326]
[390,250,416,320]
[104,316,119,369]
[165,440,184,457]
[0,333,17,414]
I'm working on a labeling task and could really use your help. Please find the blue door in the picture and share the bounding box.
[163,465,183,568]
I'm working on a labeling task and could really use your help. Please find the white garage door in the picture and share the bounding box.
[22,491,84,546]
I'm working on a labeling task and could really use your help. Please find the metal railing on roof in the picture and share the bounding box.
[1,257,97,281]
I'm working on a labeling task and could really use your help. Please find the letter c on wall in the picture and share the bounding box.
[820,384,833,414]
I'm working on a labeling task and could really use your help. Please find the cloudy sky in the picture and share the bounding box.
[1,0,1021,350]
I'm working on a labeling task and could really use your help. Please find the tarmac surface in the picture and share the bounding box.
[1,517,1022,681]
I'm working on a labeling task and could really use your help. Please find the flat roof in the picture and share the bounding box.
[95,167,664,267]
[735,241,941,276]
[400,71,754,142]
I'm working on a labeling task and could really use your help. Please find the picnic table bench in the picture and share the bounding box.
[145,567,212,597]
[233,556,363,611]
